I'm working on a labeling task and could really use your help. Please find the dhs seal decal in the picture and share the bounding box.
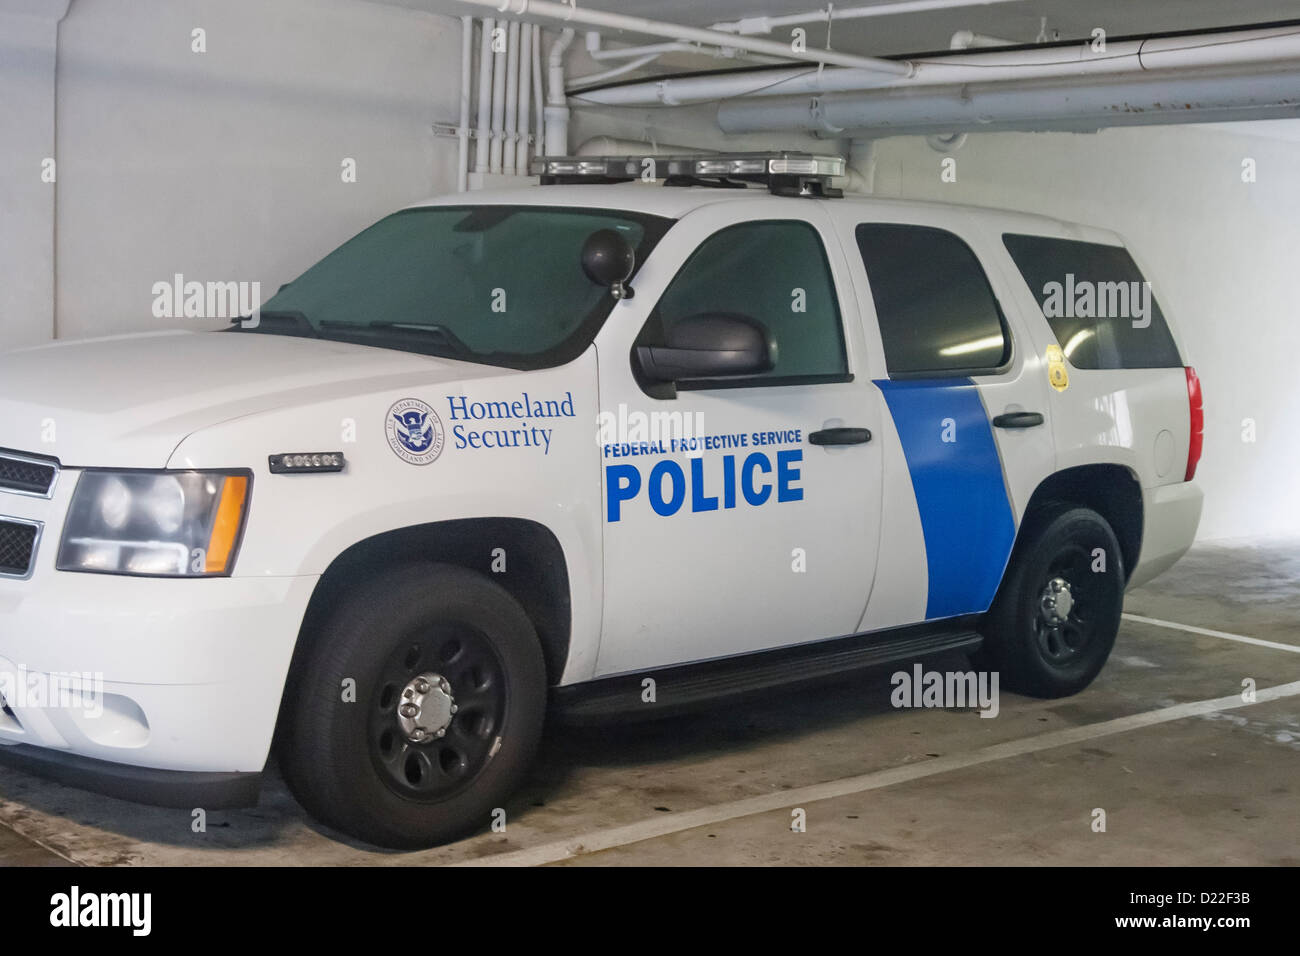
[386,398,445,465]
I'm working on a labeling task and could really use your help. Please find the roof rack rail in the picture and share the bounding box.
[529,151,846,198]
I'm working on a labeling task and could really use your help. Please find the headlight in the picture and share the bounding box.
[58,471,251,577]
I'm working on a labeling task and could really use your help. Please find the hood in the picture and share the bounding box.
[0,330,505,467]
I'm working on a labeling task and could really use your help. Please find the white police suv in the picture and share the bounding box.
[0,153,1202,848]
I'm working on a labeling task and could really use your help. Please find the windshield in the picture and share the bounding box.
[241,205,673,368]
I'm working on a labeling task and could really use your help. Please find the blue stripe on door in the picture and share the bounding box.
[875,378,1016,620]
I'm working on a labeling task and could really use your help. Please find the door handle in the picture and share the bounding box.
[992,411,1045,429]
[809,427,872,446]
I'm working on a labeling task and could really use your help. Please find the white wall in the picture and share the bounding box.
[865,125,1300,541]
[0,1,68,348]
[1,0,464,343]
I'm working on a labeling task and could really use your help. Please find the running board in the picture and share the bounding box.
[552,620,984,724]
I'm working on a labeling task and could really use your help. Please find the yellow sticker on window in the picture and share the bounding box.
[1046,344,1069,392]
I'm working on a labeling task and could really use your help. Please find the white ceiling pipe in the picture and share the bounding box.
[926,131,968,151]
[578,25,1300,107]
[458,0,913,76]
[846,139,876,194]
[503,20,521,174]
[950,30,1018,49]
[516,23,533,173]
[583,32,788,67]
[573,64,890,106]
[546,28,574,107]
[531,26,544,159]
[569,52,664,89]
[711,0,1026,34]
[585,31,663,60]
[718,68,1300,136]
[544,28,576,155]
[457,16,474,192]
[489,24,508,173]
[473,17,495,174]
[930,30,1014,148]
[590,41,689,59]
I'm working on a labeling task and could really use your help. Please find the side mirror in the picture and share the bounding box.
[636,312,775,383]
[581,229,636,300]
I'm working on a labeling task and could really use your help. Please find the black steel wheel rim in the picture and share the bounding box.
[1032,544,1095,665]
[368,623,507,801]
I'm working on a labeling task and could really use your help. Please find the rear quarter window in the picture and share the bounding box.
[855,223,1011,377]
[1002,234,1182,369]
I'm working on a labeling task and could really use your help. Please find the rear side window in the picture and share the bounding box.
[1002,234,1182,369]
[644,220,848,386]
[855,224,1010,376]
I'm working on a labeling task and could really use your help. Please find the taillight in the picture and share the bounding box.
[1185,366,1203,481]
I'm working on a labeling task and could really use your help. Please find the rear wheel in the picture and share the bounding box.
[979,507,1125,698]
[280,563,546,849]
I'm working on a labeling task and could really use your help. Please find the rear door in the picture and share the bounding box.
[836,209,1057,628]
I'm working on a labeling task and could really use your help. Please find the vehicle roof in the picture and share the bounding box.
[408,183,1123,246]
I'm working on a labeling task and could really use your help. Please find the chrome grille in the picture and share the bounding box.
[0,518,41,578]
[0,451,58,498]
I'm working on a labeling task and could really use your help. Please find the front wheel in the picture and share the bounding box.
[280,563,547,849]
[979,507,1125,698]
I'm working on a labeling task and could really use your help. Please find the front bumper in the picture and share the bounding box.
[0,478,318,788]
[0,743,261,808]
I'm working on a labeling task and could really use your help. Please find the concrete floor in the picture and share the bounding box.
[2,538,1298,866]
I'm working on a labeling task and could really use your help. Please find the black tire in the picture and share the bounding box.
[280,563,546,849]
[978,507,1125,699]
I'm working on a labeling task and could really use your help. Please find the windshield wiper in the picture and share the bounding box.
[318,320,472,356]
[228,310,319,337]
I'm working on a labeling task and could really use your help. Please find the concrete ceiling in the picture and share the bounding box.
[414,0,1300,58]
[381,0,1300,141]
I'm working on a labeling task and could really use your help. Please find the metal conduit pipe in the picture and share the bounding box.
[457,16,473,191]
[532,26,544,159]
[473,17,494,174]
[710,0,1027,34]
[545,28,575,155]
[578,25,1300,108]
[503,20,520,174]
[458,0,912,76]
[516,23,533,173]
[489,25,508,173]
[718,67,1300,137]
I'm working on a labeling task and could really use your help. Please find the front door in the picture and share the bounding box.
[593,204,884,677]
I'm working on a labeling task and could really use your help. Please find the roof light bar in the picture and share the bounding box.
[531,151,846,197]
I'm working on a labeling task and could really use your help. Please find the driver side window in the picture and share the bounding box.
[637,220,849,388]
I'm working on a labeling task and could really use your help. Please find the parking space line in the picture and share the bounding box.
[457,679,1300,867]
[0,806,81,865]
[1123,612,1300,653]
